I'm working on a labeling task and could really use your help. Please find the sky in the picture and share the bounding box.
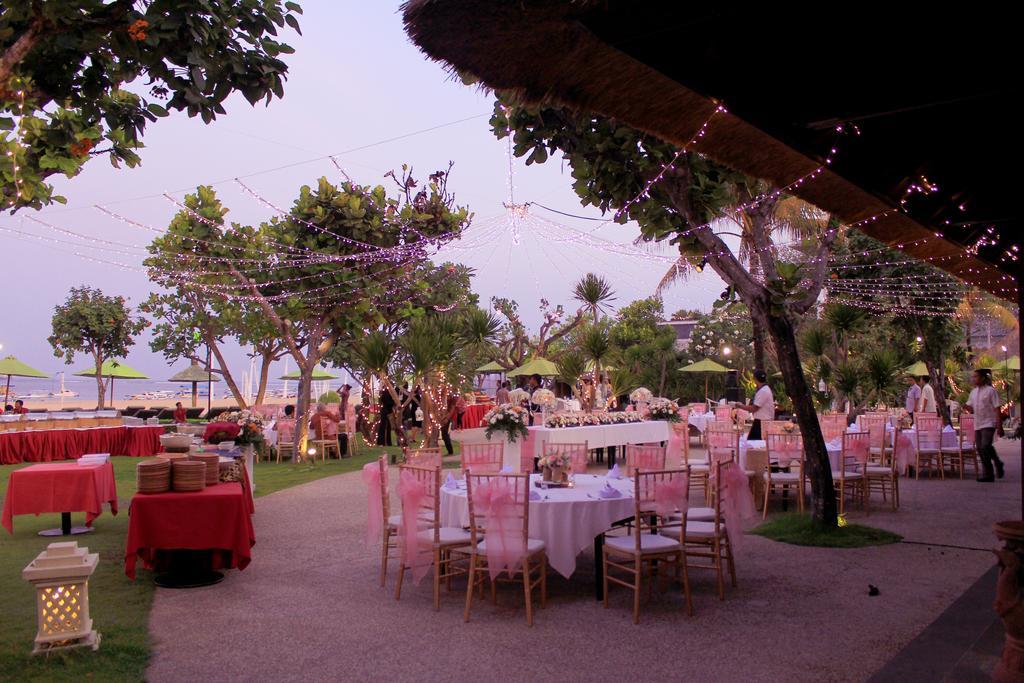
[0,2,728,393]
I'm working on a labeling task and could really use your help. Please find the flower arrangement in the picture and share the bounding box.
[544,411,644,428]
[896,409,913,430]
[221,409,266,447]
[647,397,681,422]
[531,388,557,408]
[507,388,531,405]
[537,452,570,470]
[780,422,797,434]
[483,403,530,443]
[630,387,653,404]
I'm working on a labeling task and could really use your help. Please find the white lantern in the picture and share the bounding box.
[21,541,100,654]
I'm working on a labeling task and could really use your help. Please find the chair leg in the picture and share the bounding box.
[433,548,441,611]
[380,529,390,587]
[762,478,770,520]
[633,555,642,624]
[680,550,693,616]
[540,554,547,608]
[714,539,725,601]
[523,557,534,626]
[464,555,476,622]
[394,562,405,601]
[602,548,610,609]
[725,536,737,588]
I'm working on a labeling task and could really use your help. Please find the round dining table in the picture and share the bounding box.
[440,472,635,598]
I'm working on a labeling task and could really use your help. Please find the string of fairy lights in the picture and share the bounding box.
[1,97,1018,317]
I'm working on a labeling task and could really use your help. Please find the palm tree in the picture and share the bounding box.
[579,321,613,389]
[557,349,586,399]
[573,273,616,321]
[823,303,868,364]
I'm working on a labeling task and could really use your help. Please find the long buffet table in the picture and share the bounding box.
[0,425,165,464]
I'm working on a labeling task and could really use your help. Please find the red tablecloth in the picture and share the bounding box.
[0,425,164,464]
[124,481,255,579]
[460,404,492,430]
[2,461,118,534]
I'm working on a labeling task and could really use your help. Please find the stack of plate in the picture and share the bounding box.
[189,453,221,486]
[137,459,171,494]
[171,460,207,492]
[156,453,188,463]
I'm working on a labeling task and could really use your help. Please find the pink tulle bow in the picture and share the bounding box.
[720,462,756,553]
[666,424,687,468]
[361,462,383,546]
[653,475,688,518]
[848,437,870,467]
[397,470,431,585]
[474,478,524,580]
[894,432,914,475]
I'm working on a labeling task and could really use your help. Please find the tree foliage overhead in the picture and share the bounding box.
[0,0,302,210]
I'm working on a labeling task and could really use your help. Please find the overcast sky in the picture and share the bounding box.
[0,2,727,387]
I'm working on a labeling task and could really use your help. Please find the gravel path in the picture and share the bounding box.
[147,442,1020,682]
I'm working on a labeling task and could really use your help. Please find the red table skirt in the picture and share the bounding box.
[125,481,255,579]
[0,426,164,465]
[2,461,118,534]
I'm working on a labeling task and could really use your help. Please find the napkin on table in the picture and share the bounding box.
[607,463,624,479]
[529,489,542,501]
[443,472,458,490]
[500,465,513,473]
[599,483,623,499]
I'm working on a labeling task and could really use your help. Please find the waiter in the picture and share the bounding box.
[733,370,774,440]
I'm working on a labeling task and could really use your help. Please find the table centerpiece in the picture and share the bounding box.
[538,451,570,485]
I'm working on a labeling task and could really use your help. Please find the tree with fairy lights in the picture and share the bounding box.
[493,101,842,527]
[148,168,470,461]
[1,0,301,211]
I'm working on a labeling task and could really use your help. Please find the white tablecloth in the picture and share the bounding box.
[740,439,842,470]
[688,413,718,434]
[440,473,635,578]
[530,420,671,453]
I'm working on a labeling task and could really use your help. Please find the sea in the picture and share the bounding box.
[4,376,304,403]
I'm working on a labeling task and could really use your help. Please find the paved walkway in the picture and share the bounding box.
[147,442,1021,682]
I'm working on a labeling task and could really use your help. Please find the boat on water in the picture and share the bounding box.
[15,391,50,400]
[127,390,176,401]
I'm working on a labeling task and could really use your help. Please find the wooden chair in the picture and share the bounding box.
[915,413,942,433]
[864,432,900,511]
[544,441,589,476]
[860,415,887,464]
[405,447,443,468]
[624,444,666,476]
[914,420,943,480]
[706,423,741,463]
[763,433,805,517]
[762,420,793,437]
[943,414,978,479]
[818,413,847,443]
[274,418,296,463]
[372,455,402,587]
[714,405,732,421]
[603,468,691,623]
[836,432,869,515]
[394,464,471,611]
[463,473,547,626]
[460,442,504,473]
[684,459,736,600]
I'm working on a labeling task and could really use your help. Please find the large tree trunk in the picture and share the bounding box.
[206,335,247,408]
[254,350,273,406]
[293,360,315,462]
[93,352,106,410]
[926,355,952,427]
[752,317,768,371]
[760,307,838,528]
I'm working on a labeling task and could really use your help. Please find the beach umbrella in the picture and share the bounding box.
[474,361,506,374]
[278,367,339,381]
[0,355,48,405]
[74,359,149,405]
[679,358,729,403]
[904,361,930,377]
[168,362,221,408]
[506,357,560,378]
[1002,355,1021,372]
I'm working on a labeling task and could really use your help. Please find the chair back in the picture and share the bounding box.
[405,447,443,468]
[841,431,870,473]
[677,407,690,425]
[460,442,504,473]
[735,409,751,424]
[860,415,886,453]
[545,441,589,475]
[276,418,296,442]
[714,405,732,421]
[691,403,707,414]
[625,444,666,475]
[959,414,975,449]
[634,468,689,545]
[397,464,441,542]
[706,423,740,463]
[818,414,846,442]
[377,454,391,526]
[766,433,804,469]
[252,404,280,419]
[762,420,788,437]
[915,420,942,452]
[465,473,530,572]
[915,413,942,432]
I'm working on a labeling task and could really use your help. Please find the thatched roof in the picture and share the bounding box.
[403,1,1019,302]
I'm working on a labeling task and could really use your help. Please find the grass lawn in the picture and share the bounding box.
[0,443,433,681]
[751,513,903,548]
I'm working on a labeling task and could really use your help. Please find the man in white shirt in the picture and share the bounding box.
[916,376,937,414]
[733,369,774,440]
[963,368,1004,482]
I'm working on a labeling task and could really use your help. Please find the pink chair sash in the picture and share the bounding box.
[847,437,869,467]
[772,442,803,468]
[653,475,688,518]
[894,432,914,475]
[720,462,756,552]
[397,470,431,585]
[361,462,383,546]
[666,423,687,468]
[475,478,524,580]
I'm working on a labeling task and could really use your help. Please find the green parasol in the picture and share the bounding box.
[168,362,221,408]
[474,361,506,374]
[0,355,48,405]
[506,357,560,378]
[1002,355,1021,372]
[904,361,930,377]
[679,358,730,403]
[74,359,149,404]
[278,367,339,380]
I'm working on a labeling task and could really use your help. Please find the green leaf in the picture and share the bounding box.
[147,103,169,117]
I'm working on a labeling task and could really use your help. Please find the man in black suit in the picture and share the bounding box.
[377,387,395,446]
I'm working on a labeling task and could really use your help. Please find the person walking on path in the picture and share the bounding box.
[917,375,937,414]
[963,368,1005,482]
[732,369,774,441]
[905,376,920,423]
